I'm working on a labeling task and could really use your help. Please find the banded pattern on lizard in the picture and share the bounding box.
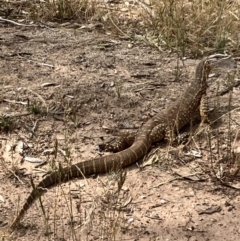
[10,55,232,229]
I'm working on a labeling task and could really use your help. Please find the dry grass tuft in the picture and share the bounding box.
[1,0,97,22]
[39,0,97,22]
[144,0,240,56]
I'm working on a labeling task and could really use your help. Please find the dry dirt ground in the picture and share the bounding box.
[0,23,240,241]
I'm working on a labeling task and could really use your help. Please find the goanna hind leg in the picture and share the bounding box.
[99,131,135,152]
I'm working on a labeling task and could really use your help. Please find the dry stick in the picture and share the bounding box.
[1,112,31,118]
[218,79,240,96]
[0,87,51,118]
[17,53,54,69]
[152,172,203,188]
[24,88,48,110]
[134,0,155,18]
[0,16,53,29]
[233,129,240,148]
[0,16,38,27]
[186,107,240,156]
[3,99,27,105]
[9,170,24,185]
[206,106,240,127]
[107,14,130,38]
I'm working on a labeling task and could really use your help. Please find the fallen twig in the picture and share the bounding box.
[9,170,24,185]
[0,112,31,118]
[0,16,53,30]
[152,172,202,188]
[218,79,240,96]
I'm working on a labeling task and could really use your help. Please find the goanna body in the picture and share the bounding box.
[10,55,229,229]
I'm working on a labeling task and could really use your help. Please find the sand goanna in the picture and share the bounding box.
[10,54,234,229]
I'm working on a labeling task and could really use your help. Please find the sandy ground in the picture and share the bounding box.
[0,21,240,241]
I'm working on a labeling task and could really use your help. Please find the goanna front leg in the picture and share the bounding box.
[192,94,211,138]
[200,94,210,124]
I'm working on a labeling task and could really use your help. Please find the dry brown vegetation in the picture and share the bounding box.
[0,0,240,240]
[1,0,239,55]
